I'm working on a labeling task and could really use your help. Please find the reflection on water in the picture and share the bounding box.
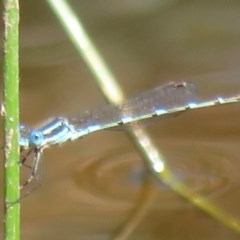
[1,0,240,239]
[73,139,239,210]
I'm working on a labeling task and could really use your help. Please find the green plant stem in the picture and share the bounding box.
[3,1,20,240]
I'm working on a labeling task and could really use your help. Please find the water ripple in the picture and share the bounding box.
[72,138,239,209]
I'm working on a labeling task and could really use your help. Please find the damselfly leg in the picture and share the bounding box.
[20,147,43,196]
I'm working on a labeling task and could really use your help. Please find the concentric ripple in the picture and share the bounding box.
[73,139,239,209]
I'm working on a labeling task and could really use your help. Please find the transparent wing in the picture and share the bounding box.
[71,82,198,130]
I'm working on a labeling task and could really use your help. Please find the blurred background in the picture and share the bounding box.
[1,0,240,239]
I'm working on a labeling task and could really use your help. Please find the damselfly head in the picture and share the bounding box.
[29,130,44,147]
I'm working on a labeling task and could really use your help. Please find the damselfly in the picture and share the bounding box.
[19,81,240,190]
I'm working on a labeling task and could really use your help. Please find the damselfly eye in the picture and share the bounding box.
[29,130,44,147]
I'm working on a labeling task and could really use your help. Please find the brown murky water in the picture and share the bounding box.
[1,1,240,239]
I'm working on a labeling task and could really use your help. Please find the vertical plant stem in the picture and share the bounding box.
[3,0,20,240]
